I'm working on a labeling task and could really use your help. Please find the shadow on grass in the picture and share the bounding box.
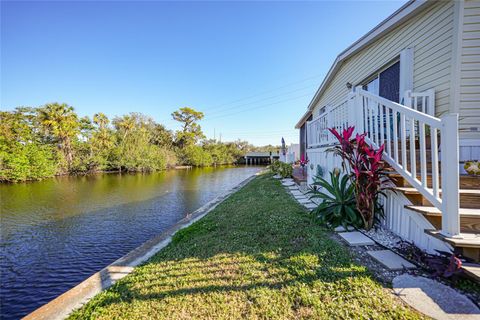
[69,174,420,319]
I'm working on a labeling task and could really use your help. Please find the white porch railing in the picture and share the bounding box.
[306,88,460,237]
[306,94,355,148]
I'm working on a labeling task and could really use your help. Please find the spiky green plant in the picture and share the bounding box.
[309,172,363,229]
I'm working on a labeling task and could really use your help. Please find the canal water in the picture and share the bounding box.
[0,166,260,319]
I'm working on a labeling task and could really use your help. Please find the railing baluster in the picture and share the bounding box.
[369,100,374,142]
[374,103,377,144]
[379,103,385,146]
[385,107,392,157]
[431,127,439,198]
[393,110,398,162]
[410,116,416,179]
[419,122,427,187]
[400,113,407,170]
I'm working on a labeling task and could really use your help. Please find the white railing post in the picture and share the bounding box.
[347,91,356,131]
[354,90,364,134]
[440,113,460,237]
[306,121,312,149]
[326,105,332,143]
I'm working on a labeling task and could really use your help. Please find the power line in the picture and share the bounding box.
[203,93,311,121]
[200,73,322,112]
[220,129,298,135]
[221,131,297,137]
[204,84,316,117]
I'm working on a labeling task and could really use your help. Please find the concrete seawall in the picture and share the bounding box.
[24,172,260,320]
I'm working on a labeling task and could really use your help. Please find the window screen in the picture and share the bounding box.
[379,61,400,103]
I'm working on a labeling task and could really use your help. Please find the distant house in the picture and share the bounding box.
[285,143,300,163]
[296,0,479,262]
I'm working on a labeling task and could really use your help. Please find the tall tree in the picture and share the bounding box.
[0,108,56,181]
[171,107,204,148]
[151,123,174,149]
[89,113,115,170]
[37,103,79,172]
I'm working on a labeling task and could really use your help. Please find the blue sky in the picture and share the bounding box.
[1,0,406,146]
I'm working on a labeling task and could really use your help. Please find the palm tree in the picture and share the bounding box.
[114,114,136,142]
[37,103,79,171]
[93,112,109,130]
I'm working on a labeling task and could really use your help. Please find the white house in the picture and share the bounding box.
[286,143,300,163]
[296,0,480,263]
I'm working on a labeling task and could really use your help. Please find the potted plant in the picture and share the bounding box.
[464,160,480,176]
[299,154,309,177]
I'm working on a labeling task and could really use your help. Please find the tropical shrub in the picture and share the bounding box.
[178,144,213,167]
[270,159,281,174]
[278,162,293,178]
[309,172,363,229]
[328,126,392,231]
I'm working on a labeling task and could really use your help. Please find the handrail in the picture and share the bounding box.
[305,87,460,237]
[306,96,353,148]
[356,88,460,237]
[359,90,441,127]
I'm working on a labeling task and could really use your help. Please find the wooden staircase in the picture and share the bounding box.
[386,162,480,281]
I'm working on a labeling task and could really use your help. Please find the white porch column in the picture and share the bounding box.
[440,113,460,237]
[354,88,365,134]
[347,91,356,130]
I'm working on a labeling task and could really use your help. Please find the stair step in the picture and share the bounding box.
[387,173,480,190]
[462,263,480,283]
[405,206,480,233]
[425,230,480,248]
[395,187,480,209]
[406,206,480,217]
[425,230,480,263]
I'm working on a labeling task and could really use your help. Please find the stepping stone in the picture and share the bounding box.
[334,226,354,232]
[367,250,416,270]
[338,231,375,246]
[304,203,317,210]
[393,274,480,320]
[291,190,304,196]
[273,174,282,179]
[281,181,295,186]
[295,197,308,202]
[296,197,310,203]
[293,193,306,198]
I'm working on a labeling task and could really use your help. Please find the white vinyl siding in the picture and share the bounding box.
[312,1,455,119]
[460,0,480,139]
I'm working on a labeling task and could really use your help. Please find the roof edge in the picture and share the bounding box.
[304,0,431,113]
[295,109,312,129]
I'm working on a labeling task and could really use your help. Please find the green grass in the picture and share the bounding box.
[69,174,425,319]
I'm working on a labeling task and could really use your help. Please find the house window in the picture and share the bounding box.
[362,61,400,103]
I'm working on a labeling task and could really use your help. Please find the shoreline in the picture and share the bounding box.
[23,171,261,320]
[0,163,258,184]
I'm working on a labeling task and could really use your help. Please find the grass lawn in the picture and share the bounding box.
[69,174,425,319]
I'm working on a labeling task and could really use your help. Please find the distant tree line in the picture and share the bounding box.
[0,103,278,182]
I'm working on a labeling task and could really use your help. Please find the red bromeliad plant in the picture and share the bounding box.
[299,154,309,176]
[328,126,392,231]
[299,154,309,167]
